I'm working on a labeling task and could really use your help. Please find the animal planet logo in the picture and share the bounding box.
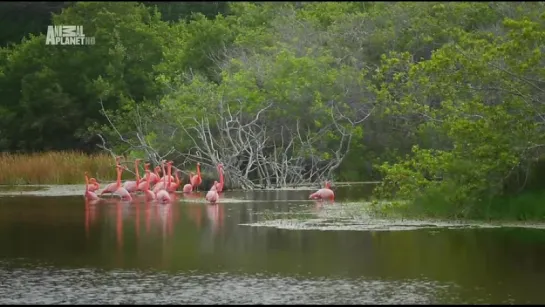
[45,25,96,46]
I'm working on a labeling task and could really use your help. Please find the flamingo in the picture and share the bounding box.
[122,158,142,193]
[87,176,100,192]
[190,163,202,191]
[100,156,123,196]
[153,161,173,193]
[159,160,175,183]
[84,172,100,201]
[143,169,156,201]
[182,172,194,193]
[216,163,225,193]
[156,169,172,204]
[309,181,335,202]
[167,168,182,192]
[205,181,219,204]
[137,164,161,192]
[113,165,133,202]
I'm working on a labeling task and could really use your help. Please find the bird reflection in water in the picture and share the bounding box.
[155,203,174,239]
[135,200,141,241]
[206,203,225,235]
[188,204,203,229]
[84,198,100,239]
[116,201,124,252]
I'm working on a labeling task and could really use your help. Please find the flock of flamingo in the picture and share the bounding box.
[83,156,224,205]
[83,156,335,205]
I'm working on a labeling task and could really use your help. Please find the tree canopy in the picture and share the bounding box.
[2,2,545,217]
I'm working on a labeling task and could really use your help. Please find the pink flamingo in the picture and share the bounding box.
[216,163,225,193]
[156,174,172,204]
[100,156,123,196]
[143,168,156,201]
[87,176,100,192]
[182,172,194,193]
[309,181,335,202]
[205,181,219,204]
[122,158,142,193]
[153,161,173,193]
[137,164,160,191]
[159,160,175,183]
[190,163,203,191]
[113,165,133,202]
[167,168,182,192]
[84,172,100,201]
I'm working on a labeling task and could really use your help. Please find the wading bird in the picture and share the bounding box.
[113,165,133,202]
[87,176,100,193]
[143,169,156,201]
[182,173,194,193]
[122,158,142,193]
[167,168,182,193]
[190,163,202,191]
[309,181,335,202]
[205,181,219,204]
[153,161,174,193]
[101,156,123,195]
[159,160,175,184]
[137,164,161,192]
[84,172,99,201]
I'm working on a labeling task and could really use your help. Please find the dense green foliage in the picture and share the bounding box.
[2,2,545,218]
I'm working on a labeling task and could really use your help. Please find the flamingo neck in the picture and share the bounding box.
[218,165,224,185]
[197,164,201,178]
[161,162,167,184]
[85,175,89,192]
[145,171,151,191]
[135,161,141,185]
[175,171,180,186]
[167,164,172,187]
[116,166,122,188]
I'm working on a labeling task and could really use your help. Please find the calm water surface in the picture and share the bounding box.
[0,185,544,304]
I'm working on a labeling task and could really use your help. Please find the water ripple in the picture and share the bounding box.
[0,265,452,304]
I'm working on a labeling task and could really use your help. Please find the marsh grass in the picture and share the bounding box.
[0,152,117,185]
[368,191,545,222]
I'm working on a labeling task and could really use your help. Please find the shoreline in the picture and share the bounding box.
[0,182,381,197]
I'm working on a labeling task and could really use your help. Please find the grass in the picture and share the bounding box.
[0,151,117,185]
[366,191,545,222]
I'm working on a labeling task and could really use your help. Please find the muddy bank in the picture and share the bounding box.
[0,185,83,197]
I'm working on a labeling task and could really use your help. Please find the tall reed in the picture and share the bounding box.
[0,151,118,185]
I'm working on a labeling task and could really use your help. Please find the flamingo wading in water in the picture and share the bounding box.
[153,161,173,193]
[143,168,156,201]
[190,163,202,191]
[122,158,142,193]
[167,168,182,193]
[87,176,100,193]
[205,181,219,204]
[183,172,194,193]
[137,164,161,192]
[309,181,335,202]
[113,165,133,202]
[156,175,172,204]
[100,156,123,196]
[84,172,99,201]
